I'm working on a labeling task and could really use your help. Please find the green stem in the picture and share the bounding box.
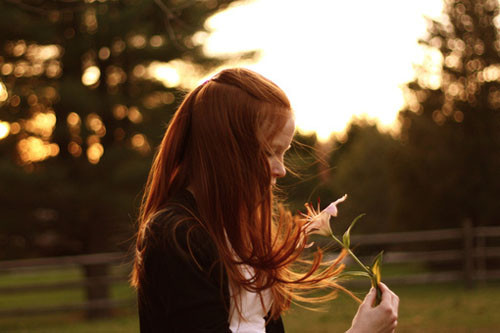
[330,231,382,306]
[329,232,372,277]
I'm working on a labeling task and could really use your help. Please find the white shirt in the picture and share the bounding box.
[228,263,273,333]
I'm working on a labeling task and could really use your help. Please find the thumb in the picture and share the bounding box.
[361,287,376,307]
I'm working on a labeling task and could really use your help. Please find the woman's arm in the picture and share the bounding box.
[138,208,232,332]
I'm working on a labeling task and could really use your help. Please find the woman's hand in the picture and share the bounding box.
[346,282,399,333]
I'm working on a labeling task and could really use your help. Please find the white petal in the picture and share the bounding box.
[324,194,347,216]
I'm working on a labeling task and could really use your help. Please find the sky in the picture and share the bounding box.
[200,0,444,141]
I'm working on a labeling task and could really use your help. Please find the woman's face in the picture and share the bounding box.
[267,117,295,185]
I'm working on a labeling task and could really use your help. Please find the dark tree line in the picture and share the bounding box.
[397,0,500,229]
[283,0,500,235]
[0,0,242,259]
[1,0,499,263]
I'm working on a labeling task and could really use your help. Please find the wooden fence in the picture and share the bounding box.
[347,220,500,287]
[0,252,134,318]
[1,221,499,318]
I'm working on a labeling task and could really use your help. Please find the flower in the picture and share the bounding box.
[301,194,384,306]
[303,194,348,237]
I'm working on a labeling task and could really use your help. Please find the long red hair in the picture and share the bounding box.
[131,68,348,319]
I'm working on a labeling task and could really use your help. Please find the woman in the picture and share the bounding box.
[131,68,399,332]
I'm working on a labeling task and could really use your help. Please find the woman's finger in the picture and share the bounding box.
[379,282,399,313]
[378,283,394,305]
[391,292,400,313]
[362,287,376,306]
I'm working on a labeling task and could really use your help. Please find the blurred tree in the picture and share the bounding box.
[0,0,243,260]
[325,121,402,234]
[397,0,500,229]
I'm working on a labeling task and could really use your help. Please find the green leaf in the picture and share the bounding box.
[338,271,371,279]
[371,251,384,306]
[371,250,384,283]
[342,213,366,248]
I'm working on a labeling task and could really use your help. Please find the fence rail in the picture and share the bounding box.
[0,252,128,272]
[1,222,499,318]
[346,220,500,287]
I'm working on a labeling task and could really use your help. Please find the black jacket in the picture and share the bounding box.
[137,190,285,333]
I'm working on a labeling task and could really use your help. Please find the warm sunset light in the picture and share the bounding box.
[148,61,180,88]
[86,142,104,164]
[9,122,21,135]
[85,113,106,137]
[0,121,9,139]
[24,111,56,138]
[17,136,59,163]
[82,66,101,86]
[67,112,81,127]
[0,81,8,103]
[68,141,82,157]
[131,133,150,154]
[127,107,143,124]
[202,0,444,140]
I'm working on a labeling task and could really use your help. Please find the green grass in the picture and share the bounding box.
[0,265,133,311]
[0,264,499,332]
[283,282,500,333]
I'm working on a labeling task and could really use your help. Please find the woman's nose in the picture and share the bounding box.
[271,158,286,179]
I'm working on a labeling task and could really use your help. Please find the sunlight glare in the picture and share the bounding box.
[0,81,8,103]
[17,136,59,163]
[25,111,56,138]
[148,62,180,88]
[0,121,10,139]
[87,142,104,164]
[204,0,444,140]
[82,66,101,86]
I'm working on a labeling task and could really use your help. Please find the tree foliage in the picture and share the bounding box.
[397,0,500,228]
[327,122,402,233]
[0,0,240,259]
[282,122,402,235]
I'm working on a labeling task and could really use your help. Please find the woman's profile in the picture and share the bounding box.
[131,68,399,332]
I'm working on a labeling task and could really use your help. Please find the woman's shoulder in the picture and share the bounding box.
[144,189,219,272]
[147,189,202,235]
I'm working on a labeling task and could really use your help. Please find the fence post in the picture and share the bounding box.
[463,219,474,288]
[476,234,486,283]
[82,263,111,319]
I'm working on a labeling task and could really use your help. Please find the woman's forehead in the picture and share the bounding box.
[270,117,295,148]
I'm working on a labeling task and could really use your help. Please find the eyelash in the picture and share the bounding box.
[266,149,287,158]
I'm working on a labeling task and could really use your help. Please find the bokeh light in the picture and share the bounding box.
[127,107,143,124]
[98,47,111,60]
[17,136,59,163]
[129,34,147,49]
[82,66,101,86]
[148,62,180,88]
[0,81,8,103]
[0,121,10,139]
[85,113,106,137]
[24,111,57,138]
[66,112,81,127]
[1,63,13,76]
[10,122,21,134]
[113,104,128,120]
[131,133,150,154]
[68,141,82,157]
[150,35,165,48]
[87,142,104,164]
[106,66,126,87]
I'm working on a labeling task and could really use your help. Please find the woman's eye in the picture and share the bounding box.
[265,149,275,157]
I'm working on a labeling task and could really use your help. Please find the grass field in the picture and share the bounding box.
[0,264,499,332]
